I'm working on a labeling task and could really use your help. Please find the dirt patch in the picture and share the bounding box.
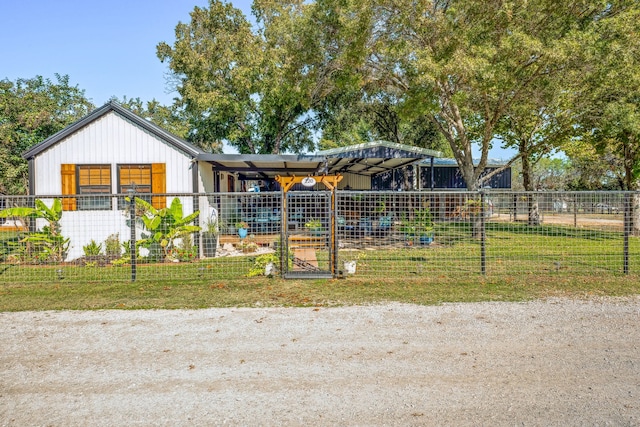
[491,213,624,230]
[2,298,639,426]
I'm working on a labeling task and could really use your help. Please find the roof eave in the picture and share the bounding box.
[22,101,203,160]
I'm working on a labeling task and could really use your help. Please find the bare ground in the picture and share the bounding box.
[1,298,639,426]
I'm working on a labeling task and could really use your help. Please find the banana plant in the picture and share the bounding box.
[0,198,69,262]
[133,197,201,261]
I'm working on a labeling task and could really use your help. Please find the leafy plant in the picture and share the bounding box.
[0,198,70,263]
[305,219,322,229]
[237,240,259,253]
[83,240,102,257]
[248,246,294,277]
[248,253,279,277]
[305,219,324,236]
[400,209,434,239]
[134,197,201,261]
[120,240,134,259]
[104,233,121,258]
[204,218,219,234]
[168,235,197,262]
[202,218,219,258]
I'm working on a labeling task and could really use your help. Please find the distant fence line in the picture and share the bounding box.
[1,190,638,283]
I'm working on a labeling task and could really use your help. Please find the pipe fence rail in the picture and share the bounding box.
[1,191,638,284]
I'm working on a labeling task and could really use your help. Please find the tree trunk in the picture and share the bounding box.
[521,152,533,191]
[519,144,541,226]
[527,194,540,226]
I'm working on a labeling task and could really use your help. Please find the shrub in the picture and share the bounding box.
[104,233,121,258]
[82,240,102,257]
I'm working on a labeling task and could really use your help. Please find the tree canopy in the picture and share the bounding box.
[4,1,640,195]
[573,2,640,190]
[153,0,640,190]
[0,74,93,194]
[157,0,317,154]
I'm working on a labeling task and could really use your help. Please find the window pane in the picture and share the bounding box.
[118,164,152,210]
[120,165,151,188]
[78,195,112,210]
[77,165,111,210]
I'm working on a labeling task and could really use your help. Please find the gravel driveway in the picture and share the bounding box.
[2,297,639,426]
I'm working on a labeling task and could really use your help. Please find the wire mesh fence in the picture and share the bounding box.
[1,191,638,284]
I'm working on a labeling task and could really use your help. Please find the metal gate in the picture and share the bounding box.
[281,191,336,279]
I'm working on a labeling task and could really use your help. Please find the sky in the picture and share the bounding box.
[1,0,252,106]
[2,0,514,159]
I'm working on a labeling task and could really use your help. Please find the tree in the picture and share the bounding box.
[570,3,640,233]
[157,0,317,154]
[530,157,570,191]
[112,96,208,150]
[114,97,190,139]
[564,141,626,191]
[576,3,640,191]
[318,89,450,155]
[308,0,618,190]
[0,74,93,194]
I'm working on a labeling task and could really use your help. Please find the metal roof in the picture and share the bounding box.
[197,153,328,179]
[319,140,442,158]
[198,142,444,179]
[22,101,204,160]
[319,141,442,177]
[425,157,510,167]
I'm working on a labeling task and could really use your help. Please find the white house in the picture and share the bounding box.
[22,102,218,260]
[22,102,326,260]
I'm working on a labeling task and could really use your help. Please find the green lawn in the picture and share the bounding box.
[2,221,639,311]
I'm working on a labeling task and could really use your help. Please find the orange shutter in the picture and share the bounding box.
[61,164,77,211]
[151,163,166,209]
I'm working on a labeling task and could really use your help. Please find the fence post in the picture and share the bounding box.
[128,191,137,282]
[480,191,486,275]
[571,193,577,227]
[623,193,630,275]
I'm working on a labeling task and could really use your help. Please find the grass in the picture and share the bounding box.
[1,269,639,312]
[2,221,640,311]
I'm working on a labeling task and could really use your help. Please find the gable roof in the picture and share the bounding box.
[22,101,204,160]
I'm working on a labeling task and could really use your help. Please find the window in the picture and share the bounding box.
[77,165,111,210]
[116,163,166,209]
[118,164,152,208]
[61,163,165,211]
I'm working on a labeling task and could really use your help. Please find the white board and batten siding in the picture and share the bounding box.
[33,111,198,261]
[33,111,195,194]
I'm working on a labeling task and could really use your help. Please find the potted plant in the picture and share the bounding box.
[400,208,434,245]
[202,218,218,258]
[304,219,324,236]
[236,221,249,239]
